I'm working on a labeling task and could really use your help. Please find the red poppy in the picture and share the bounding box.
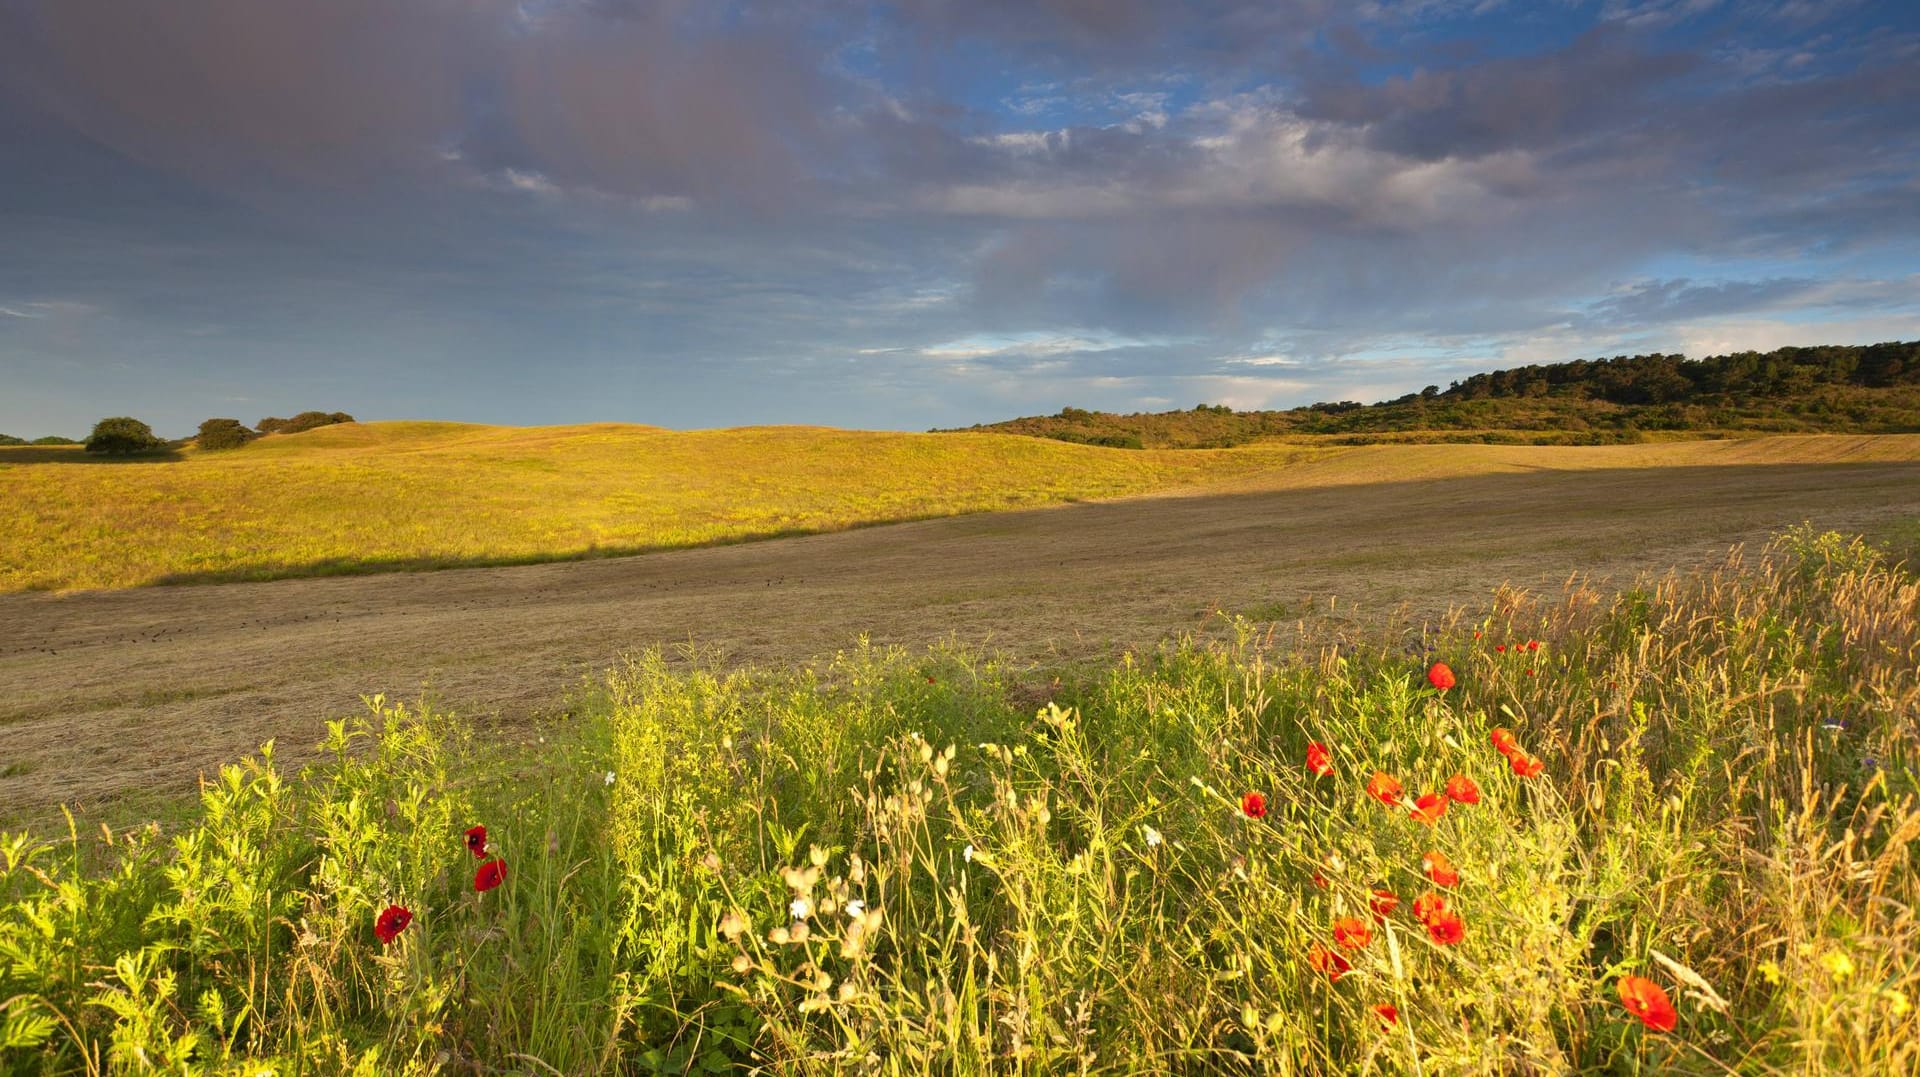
[1411,890,1447,925]
[1305,742,1334,778]
[1426,662,1456,691]
[1366,771,1404,805]
[374,904,412,944]
[1420,850,1459,888]
[464,824,488,858]
[1332,916,1373,950]
[1372,1003,1399,1025]
[1425,908,1465,945]
[1490,728,1519,757]
[1445,774,1481,805]
[1240,791,1268,819]
[1510,752,1545,779]
[1307,943,1351,982]
[1409,792,1449,826]
[474,858,508,893]
[1617,975,1678,1032]
[1368,887,1400,919]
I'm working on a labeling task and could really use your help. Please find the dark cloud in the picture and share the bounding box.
[1,0,1917,435]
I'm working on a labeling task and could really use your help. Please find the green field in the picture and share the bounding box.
[0,422,1309,592]
[2,528,1915,1073]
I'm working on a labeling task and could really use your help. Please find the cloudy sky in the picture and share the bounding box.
[3,0,1918,437]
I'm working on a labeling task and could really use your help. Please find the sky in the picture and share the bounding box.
[2,0,1919,438]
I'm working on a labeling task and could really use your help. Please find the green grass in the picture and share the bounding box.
[0,423,1312,592]
[3,527,1916,1073]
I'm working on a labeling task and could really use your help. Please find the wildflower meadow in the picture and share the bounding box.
[2,526,1916,1074]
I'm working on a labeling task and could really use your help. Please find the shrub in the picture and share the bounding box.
[256,411,355,436]
[194,418,256,451]
[82,417,164,455]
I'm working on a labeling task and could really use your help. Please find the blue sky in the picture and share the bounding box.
[2,0,1918,438]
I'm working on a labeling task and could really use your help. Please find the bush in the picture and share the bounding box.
[194,418,256,450]
[83,417,164,455]
[256,411,355,436]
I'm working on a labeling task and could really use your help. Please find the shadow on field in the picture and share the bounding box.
[0,446,184,464]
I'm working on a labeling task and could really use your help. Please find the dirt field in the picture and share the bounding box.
[4,435,1919,824]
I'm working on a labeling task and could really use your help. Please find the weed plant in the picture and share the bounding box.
[2,527,1916,1073]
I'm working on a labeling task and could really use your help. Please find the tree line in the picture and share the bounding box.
[0,411,357,454]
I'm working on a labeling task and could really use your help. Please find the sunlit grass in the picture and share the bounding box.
[0,423,1314,592]
[3,526,1915,1072]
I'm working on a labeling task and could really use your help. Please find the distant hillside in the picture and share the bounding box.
[947,341,1920,448]
[0,421,1308,591]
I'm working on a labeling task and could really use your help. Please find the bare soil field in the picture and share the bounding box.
[4,435,1918,824]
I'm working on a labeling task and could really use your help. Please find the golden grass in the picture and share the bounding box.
[0,422,1316,592]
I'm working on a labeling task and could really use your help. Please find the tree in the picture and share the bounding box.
[196,418,256,450]
[84,417,165,454]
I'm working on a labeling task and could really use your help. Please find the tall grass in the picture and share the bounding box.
[3,528,1916,1073]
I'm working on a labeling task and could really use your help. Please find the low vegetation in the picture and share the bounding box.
[0,422,1309,592]
[2,527,1914,1073]
[956,341,1920,448]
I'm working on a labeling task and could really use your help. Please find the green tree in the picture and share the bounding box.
[84,417,165,455]
[196,418,256,450]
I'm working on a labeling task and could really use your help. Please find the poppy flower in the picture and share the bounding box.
[1410,792,1449,826]
[1412,890,1447,925]
[1420,850,1459,888]
[1240,791,1268,819]
[1369,888,1400,919]
[1617,975,1678,1032]
[464,825,488,858]
[1426,909,1465,945]
[1366,771,1404,805]
[1307,943,1351,982]
[474,858,508,893]
[1445,774,1481,805]
[1490,728,1519,757]
[1426,662,1456,691]
[1305,742,1334,778]
[374,904,412,944]
[1332,916,1373,950]
[1510,752,1545,778]
[1372,1003,1399,1025]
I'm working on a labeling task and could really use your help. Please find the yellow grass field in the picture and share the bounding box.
[0,422,1314,592]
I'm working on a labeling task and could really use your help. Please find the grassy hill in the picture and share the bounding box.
[951,340,1920,448]
[0,421,1313,592]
